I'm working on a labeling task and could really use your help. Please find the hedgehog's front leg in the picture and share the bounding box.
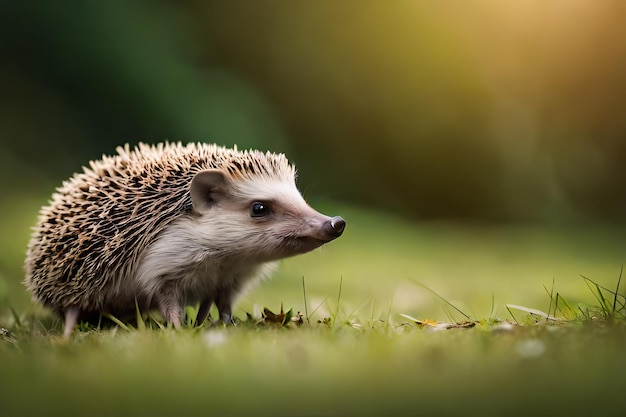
[195,298,213,326]
[63,307,80,338]
[215,293,234,324]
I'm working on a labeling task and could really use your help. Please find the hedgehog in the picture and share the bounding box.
[24,142,345,337]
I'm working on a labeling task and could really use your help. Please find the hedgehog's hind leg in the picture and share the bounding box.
[160,305,183,328]
[63,307,80,339]
[156,292,183,328]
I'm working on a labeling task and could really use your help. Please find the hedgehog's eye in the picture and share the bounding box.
[250,202,270,217]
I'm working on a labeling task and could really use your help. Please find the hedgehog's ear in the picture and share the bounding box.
[190,169,229,213]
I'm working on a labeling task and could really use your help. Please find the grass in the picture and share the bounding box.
[1,202,626,416]
[2,307,626,416]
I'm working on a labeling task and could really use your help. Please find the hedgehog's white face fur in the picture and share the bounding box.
[192,170,337,260]
[136,169,342,319]
[24,142,345,336]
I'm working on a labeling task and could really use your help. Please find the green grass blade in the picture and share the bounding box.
[408,279,471,320]
[613,266,623,316]
[9,307,22,329]
[302,275,310,324]
[135,298,145,331]
[309,296,329,320]
[331,275,343,327]
[102,313,131,332]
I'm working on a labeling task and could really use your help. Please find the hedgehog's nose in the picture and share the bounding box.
[329,216,346,236]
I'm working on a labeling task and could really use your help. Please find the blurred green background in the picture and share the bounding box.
[1,1,626,317]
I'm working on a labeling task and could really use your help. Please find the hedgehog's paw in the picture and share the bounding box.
[165,308,182,329]
[63,307,80,339]
[216,299,234,325]
[159,303,182,329]
[220,312,234,325]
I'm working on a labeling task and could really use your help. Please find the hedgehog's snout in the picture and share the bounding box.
[318,215,345,242]
[329,216,346,237]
